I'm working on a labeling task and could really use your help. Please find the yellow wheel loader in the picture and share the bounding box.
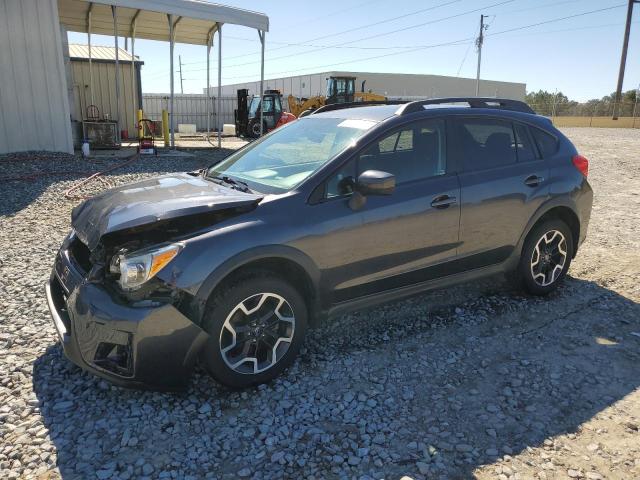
[287,76,386,117]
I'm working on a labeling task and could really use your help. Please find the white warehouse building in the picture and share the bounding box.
[211,71,527,101]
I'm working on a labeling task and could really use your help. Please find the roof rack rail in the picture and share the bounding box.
[396,97,535,115]
[311,100,407,115]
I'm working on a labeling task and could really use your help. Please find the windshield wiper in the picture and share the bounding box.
[205,174,252,193]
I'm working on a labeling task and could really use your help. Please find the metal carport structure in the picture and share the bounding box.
[57,0,269,148]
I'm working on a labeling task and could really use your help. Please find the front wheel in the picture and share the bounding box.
[200,273,307,388]
[249,120,265,138]
[518,219,574,296]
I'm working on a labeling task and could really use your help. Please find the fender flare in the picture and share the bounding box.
[193,244,322,322]
[513,195,580,262]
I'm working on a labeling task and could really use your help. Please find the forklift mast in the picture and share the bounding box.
[234,88,249,137]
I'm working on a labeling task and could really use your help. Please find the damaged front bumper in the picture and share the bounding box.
[45,242,209,391]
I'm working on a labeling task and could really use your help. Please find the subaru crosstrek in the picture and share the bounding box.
[46,98,593,390]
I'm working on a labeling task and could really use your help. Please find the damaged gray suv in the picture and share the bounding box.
[46,98,593,390]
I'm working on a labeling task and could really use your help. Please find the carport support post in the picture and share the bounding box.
[217,24,223,148]
[206,29,214,138]
[168,15,175,148]
[130,11,139,138]
[112,6,121,144]
[87,3,94,106]
[259,30,265,136]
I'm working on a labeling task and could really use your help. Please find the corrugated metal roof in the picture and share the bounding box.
[58,0,269,46]
[68,44,140,62]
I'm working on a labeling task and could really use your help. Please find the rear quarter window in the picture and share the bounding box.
[513,123,538,162]
[531,127,559,157]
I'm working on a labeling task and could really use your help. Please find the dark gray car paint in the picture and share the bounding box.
[50,105,593,389]
[154,108,591,322]
[71,172,262,249]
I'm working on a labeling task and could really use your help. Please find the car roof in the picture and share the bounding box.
[309,104,400,122]
[307,102,553,131]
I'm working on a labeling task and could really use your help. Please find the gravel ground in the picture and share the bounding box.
[0,128,638,480]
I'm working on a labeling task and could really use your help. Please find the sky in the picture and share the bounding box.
[67,0,640,102]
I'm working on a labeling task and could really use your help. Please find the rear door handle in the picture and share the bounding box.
[524,175,544,187]
[431,195,457,209]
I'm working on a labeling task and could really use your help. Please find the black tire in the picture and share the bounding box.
[518,219,574,296]
[200,272,307,388]
[249,120,265,138]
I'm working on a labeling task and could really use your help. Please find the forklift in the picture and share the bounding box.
[235,89,296,138]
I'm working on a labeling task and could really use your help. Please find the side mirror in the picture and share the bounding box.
[356,170,395,196]
[348,170,395,211]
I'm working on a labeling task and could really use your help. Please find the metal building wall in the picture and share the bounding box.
[0,0,73,154]
[142,94,236,131]
[217,73,327,99]
[330,71,527,100]
[70,60,139,136]
[213,71,527,102]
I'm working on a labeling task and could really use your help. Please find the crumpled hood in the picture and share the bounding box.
[71,173,262,249]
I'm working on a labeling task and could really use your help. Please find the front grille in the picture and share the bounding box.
[69,236,92,273]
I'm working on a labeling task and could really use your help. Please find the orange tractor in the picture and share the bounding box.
[235,89,296,138]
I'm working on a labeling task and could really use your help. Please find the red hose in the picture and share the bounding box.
[0,153,140,201]
[63,153,139,200]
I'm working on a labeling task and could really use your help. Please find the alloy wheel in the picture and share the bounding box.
[530,230,568,287]
[219,293,295,374]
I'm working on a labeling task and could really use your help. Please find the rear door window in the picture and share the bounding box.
[531,127,559,157]
[455,118,516,171]
[513,123,538,162]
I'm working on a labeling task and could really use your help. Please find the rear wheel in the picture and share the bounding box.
[518,219,574,295]
[200,272,307,388]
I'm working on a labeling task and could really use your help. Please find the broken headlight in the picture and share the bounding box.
[110,243,182,291]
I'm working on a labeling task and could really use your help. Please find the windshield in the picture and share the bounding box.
[207,117,376,193]
[248,96,261,117]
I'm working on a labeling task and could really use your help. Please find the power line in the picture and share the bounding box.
[485,3,626,37]
[176,1,395,66]
[218,37,474,82]
[297,0,389,24]
[178,0,617,69]
[144,4,629,84]
[497,0,584,15]
[182,0,514,73]
[182,2,624,75]
[229,0,463,59]
[215,3,628,83]
[456,40,475,76]
[180,0,465,70]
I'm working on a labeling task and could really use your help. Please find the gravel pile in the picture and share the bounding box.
[1,130,639,480]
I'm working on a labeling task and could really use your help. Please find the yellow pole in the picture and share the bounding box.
[137,109,144,139]
[162,109,170,147]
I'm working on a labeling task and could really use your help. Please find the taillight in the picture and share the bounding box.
[572,154,589,177]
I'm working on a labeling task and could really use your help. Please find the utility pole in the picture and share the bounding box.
[178,55,184,94]
[633,84,640,127]
[475,14,486,97]
[551,89,559,118]
[613,0,638,119]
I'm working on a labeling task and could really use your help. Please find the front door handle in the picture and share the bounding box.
[431,195,457,209]
[524,174,544,187]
